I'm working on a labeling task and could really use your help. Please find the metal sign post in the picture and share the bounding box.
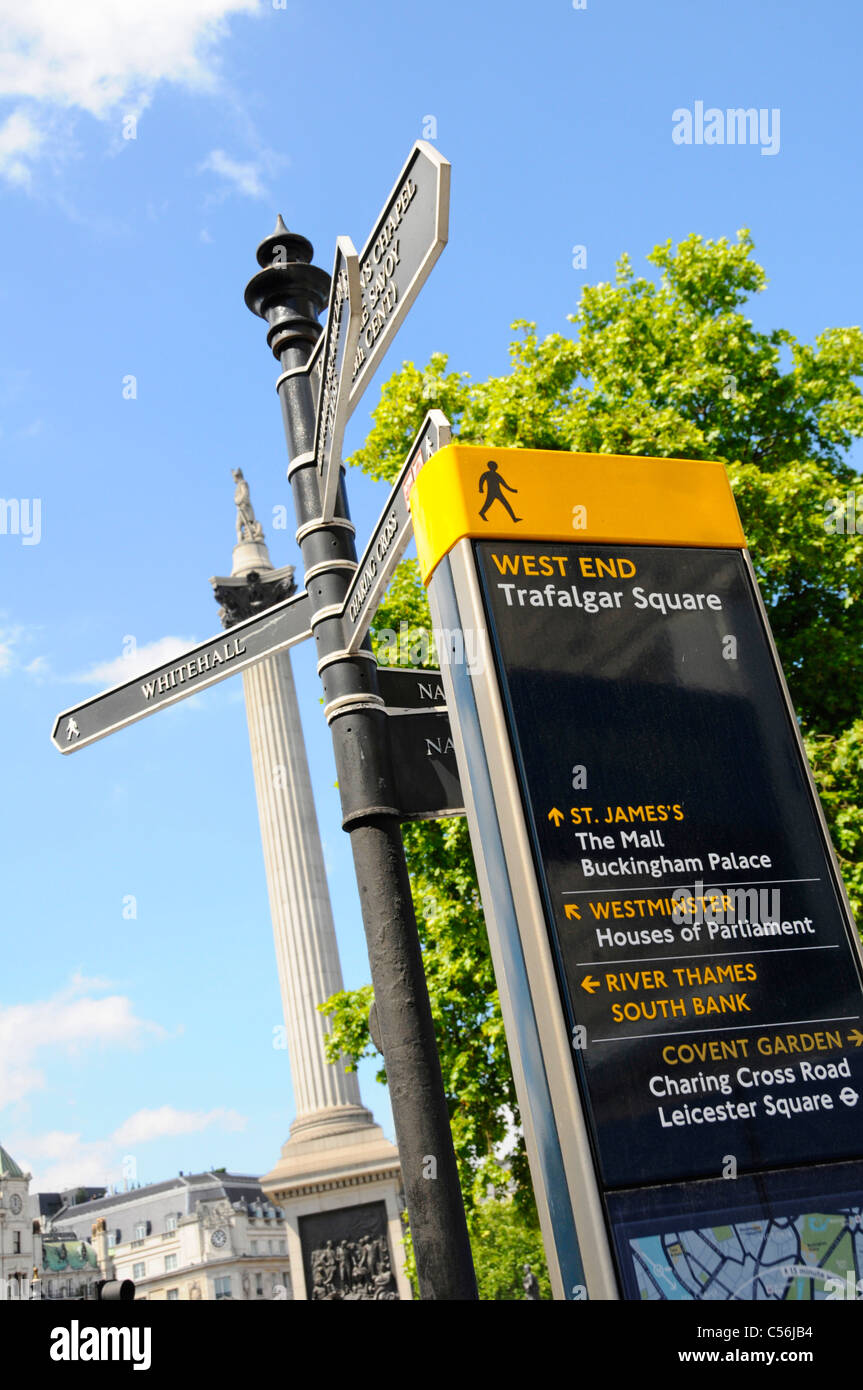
[314,236,362,522]
[412,443,863,1301]
[244,146,476,1301]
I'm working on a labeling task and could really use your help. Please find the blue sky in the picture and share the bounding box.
[0,0,860,1193]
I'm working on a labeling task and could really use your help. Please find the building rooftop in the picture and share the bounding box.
[46,1171,278,1228]
[0,1144,24,1178]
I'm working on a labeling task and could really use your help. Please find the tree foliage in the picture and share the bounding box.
[805,721,863,918]
[321,230,863,1296]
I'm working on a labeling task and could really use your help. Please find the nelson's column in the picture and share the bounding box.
[211,469,409,1300]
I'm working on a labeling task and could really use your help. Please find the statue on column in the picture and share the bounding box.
[212,469,295,628]
[233,468,264,544]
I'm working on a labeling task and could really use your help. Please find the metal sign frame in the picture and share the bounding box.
[416,443,863,1301]
[428,541,616,1300]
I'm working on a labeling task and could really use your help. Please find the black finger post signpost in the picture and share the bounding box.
[53,140,477,1301]
[241,141,478,1301]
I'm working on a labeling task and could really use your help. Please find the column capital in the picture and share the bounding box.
[210,566,296,630]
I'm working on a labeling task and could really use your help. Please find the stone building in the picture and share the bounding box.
[40,1170,292,1301]
[0,1145,42,1298]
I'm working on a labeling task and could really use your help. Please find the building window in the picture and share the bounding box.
[279,1240,286,1255]
[132,1262,146,1280]
[166,1289,179,1301]
[13,1231,20,1254]
[107,1232,117,1250]
[214,1275,232,1301]
[134,1222,147,1241]
[250,1239,258,1255]
[255,1273,264,1296]
[165,1215,177,1233]
[165,1254,178,1272]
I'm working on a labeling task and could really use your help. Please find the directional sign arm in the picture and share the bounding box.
[315,236,362,522]
[386,708,463,821]
[51,591,312,754]
[340,410,451,652]
[376,666,447,711]
[347,141,450,419]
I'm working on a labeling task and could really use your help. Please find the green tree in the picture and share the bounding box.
[321,230,863,1294]
[805,721,863,916]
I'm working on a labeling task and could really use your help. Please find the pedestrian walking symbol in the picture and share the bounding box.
[479,460,521,522]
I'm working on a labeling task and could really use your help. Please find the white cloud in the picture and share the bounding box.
[113,1105,246,1147]
[72,635,197,686]
[199,148,264,197]
[0,108,42,186]
[0,622,46,678]
[0,0,259,115]
[17,1107,246,1191]
[0,0,261,185]
[67,970,115,993]
[20,1130,117,1192]
[0,974,245,1188]
[0,974,166,1110]
[198,146,285,200]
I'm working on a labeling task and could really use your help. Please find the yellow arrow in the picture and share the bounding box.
[548,807,564,827]
[580,975,600,995]
[564,904,581,921]
[848,1028,863,1048]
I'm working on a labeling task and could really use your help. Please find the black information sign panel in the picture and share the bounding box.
[475,539,863,1197]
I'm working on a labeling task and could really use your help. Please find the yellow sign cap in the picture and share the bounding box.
[409,445,746,583]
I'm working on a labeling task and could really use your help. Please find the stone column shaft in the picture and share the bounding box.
[242,649,364,1123]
